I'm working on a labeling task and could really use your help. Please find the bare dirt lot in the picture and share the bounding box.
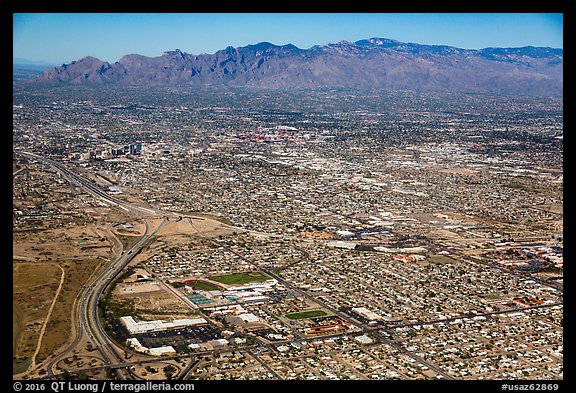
[112,285,196,321]
[13,263,61,374]
[13,222,117,373]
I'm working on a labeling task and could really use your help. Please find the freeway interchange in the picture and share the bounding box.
[15,151,563,381]
[18,151,253,380]
[18,152,169,379]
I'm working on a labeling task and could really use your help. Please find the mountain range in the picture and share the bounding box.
[25,38,563,96]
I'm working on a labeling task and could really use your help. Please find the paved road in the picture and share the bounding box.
[18,151,157,216]
[188,218,458,379]
[16,151,169,379]
[16,151,563,381]
[43,218,164,379]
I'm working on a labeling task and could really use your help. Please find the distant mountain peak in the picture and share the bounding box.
[250,42,276,49]
[25,37,563,97]
[354,37,403,47]
[72,56,106,64]
[162,49,185,57]
[369,37,402,45]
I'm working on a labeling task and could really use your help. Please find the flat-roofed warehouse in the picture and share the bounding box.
[119,316,207,335]
[224,312,268,329]
[352,307,383,321]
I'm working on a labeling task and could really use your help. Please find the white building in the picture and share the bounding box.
[354,335,374,345]
[120,316,207,334]
[352,307,383,321]
[149,346,177,356]
[225,312,266,328]
[126,338,176,356]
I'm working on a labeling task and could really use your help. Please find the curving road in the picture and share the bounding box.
[17,151,560,381]
[81,218,166,378]
[16,151,167,379]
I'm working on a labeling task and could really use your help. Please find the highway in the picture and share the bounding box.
[16,151,166,379]
[16,151,562,381]
[82,218,163,379]
[50,218,166,379]
[18,151,157,216]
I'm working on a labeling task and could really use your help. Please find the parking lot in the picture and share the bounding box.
[112,319,223,353]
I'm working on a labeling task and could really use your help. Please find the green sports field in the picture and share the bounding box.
[285,310,327,320]
[208,271,270,285]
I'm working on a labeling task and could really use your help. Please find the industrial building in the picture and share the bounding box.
[351,307,383,321]
[126,338,177,356]
[119,316,207,335]
[304,323,346,336]
[224,312,268,329]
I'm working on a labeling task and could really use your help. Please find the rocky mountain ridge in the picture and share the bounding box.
[27,38,563,96]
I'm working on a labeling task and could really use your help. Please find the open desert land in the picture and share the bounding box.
[13,263,62,374]
[13,160,135,375]
[13,154,240,375]
[13,225,115,375]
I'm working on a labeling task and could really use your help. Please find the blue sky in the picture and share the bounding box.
[13,13,563,65]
